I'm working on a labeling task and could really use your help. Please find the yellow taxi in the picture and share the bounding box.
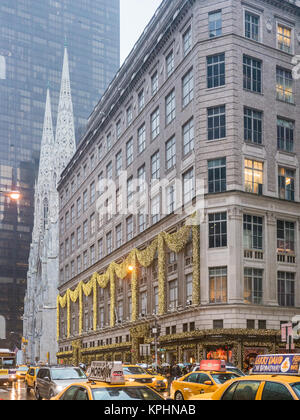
[170,360,238,400]
[123,364,168,392]
[16,365,29,381]
[145,368,168,391]
[190,354,300,401]
[52,361,165,401]
[25,366,39,394]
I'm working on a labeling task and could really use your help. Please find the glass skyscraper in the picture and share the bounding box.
[0,0,120,348]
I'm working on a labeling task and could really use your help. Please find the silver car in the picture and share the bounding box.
[35,366,88,400]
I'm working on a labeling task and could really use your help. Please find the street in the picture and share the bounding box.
[0,381,35,401]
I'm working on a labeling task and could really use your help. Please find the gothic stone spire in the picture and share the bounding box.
[54,47,76,179]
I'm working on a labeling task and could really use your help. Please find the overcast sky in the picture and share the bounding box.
[120,0,162,64]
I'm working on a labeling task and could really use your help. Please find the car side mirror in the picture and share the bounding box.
[44,376,50,382]
[204,380,213,386]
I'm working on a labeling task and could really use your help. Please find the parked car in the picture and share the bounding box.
[35,366,87,400]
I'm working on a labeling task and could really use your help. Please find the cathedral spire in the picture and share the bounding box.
[54,47,76,180]
[37,88,54,185]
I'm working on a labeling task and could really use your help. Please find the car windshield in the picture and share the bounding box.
[51,368,86,381]
[92,387,163,401]
[211,373,238,384]
[228,367,245,377]
[17,367,28,372]
[123,367,147,375]
[291,382,300,399]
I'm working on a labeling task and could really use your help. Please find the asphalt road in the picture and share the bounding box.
[0,381,35,400]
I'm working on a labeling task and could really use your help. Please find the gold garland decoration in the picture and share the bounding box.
[57,213,200,340]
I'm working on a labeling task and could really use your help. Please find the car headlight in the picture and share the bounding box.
[163,379,168,383]
[152,378,156,382]
[128,378,135,382]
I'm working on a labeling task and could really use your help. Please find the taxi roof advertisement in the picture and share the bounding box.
[252,354,300,375]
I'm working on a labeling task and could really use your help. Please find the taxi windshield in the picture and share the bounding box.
[92,386,163,401]
[291,382,300,399]
[17,366,28,372]
[51,368,86,381]
[123,367,147,375]
[211,373,238,384]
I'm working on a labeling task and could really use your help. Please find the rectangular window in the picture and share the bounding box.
[182,69,194,107]
[244,268,263,304]
[137,124,146,154]
[209,212,227,248]
[77,256,81,274]
[207,53,225,88]
[106,132,112,151]
[126,138,133,167]
[116,119,121,140]
[165,89,176,125]
[186,273,193,302]
[138,89,145,112]
[165,136,176,171]
[277,118,294,152]
[77,226,81,247]
[116,224,122,248]
[183,26,192,56]
[278,167,295,201]
[166,50,174,77]
[166,185,175,215]
[209,10,222,38]
[83,190,88,212]
[183,118,194,156]
[243,55,262,93]
[127,105,133,126]
[90,245,95,266]
[244,159,263,194]
[183,168,194,204]
[276,68,293,103]
[126,216,134,241]
[169,279,178,309]
[76,197,82,219]
[277,24,292,53]
[83,220,88,242]
[116,150,122,177]
[243,215,263,250]
[90,181,96,204]
[127,176,134,207]
[245,11,260,41]
[151,108,160,140]
[98,239,103,260]
[138,207,146,233]
[90,213,96,236]
[244,108,263,144]
[106,161,112,180]
[208,158,226,193]
[138,165,146,194]
[106,231,112,255]
[278,272,295,307]
[151,151,160,180]
[151,194,160,225]
[151,71,158,95]
[208,105,226,140]
[140,292,147,316]
[277,220,295,254]
[209,267,227,304]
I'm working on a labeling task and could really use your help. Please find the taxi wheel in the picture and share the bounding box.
[175,391,184,401]
[26,383,31,394]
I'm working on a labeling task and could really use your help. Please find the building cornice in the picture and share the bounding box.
[58,0,196,189]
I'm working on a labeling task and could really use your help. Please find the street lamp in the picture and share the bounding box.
[0,190,21,201]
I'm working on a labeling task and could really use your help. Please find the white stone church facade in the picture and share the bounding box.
[23,48,76,364]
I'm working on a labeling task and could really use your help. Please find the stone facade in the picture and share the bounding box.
[23,49,76,364]
[57,0,300,368]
